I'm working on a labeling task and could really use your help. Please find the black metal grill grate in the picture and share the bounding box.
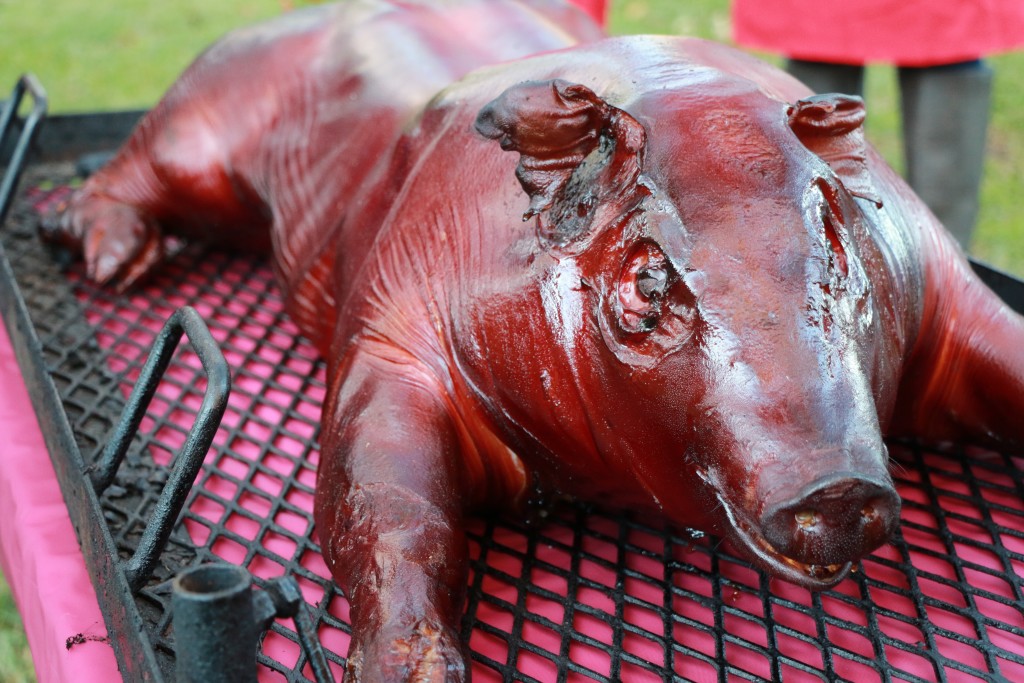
[3,157,1024,682]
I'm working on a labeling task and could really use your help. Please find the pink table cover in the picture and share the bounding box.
[0,317,122,682]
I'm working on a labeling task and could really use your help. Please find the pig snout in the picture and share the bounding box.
[759,472,900,567]
[710,427,901,587]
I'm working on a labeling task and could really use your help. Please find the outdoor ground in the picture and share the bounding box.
[1,1,1022,680]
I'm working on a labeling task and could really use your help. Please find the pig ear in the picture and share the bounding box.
[788,94,882,207]
[475,79,648,238]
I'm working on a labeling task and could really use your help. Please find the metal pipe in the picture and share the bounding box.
[172,564,260,683]
[0,74,48,225]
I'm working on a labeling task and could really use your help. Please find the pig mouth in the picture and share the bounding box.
[716,493,852,589]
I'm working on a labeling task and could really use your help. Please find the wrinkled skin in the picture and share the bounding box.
[43,1,1024,681]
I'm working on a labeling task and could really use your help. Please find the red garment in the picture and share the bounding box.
[567,0,606,26]
[732,0,1024,66]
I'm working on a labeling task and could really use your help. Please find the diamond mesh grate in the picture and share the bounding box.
[3,161,1023,683]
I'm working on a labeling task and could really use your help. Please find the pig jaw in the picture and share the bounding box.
[715,486,858,587]
[697,438,900,589]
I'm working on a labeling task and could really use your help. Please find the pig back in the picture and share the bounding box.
[255,0,603,351]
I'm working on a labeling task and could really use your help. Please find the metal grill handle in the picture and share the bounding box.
[91,305,231,592]
[0,74,48,225]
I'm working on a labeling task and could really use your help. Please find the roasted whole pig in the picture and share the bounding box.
[44,0,1024,680]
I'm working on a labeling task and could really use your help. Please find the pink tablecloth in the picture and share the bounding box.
[0,317,122,682]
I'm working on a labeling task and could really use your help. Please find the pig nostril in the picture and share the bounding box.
[760,476,900,566]
[795,510,819,529]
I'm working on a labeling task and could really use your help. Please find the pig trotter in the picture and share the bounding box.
[41,190,163,290]
[326,483,469,683]
[316,353,471,682]
[345,616,467,683]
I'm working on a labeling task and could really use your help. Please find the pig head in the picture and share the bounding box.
[463,56,910,589]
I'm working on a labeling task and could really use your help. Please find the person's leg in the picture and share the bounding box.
[899,60,993,249]
[787,59,866,98]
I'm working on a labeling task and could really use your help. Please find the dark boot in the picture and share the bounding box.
[787,59,865,98]
[899,61,993,249]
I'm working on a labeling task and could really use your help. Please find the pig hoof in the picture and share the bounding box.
[40,193,163,289]
[345,619,467,683]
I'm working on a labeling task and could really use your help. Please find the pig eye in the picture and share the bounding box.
[817,180,848,278]
[617,241,673,333]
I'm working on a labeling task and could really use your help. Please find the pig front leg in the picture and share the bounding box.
[41,70,273,290]
[892,235,1024,449]
[315,350,470,683]
[41,178,165,290]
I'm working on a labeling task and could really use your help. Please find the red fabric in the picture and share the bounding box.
[566,0,606,27]
[732,0,1024,66]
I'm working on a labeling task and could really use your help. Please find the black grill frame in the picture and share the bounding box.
[2,111,1023,683]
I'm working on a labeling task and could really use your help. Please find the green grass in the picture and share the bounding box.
[976,51,1024,273]
[0,0,292,112]
[0,572,35,683]
[1,1,1022,680]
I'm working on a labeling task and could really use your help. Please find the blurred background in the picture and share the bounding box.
[1,0,1022,680]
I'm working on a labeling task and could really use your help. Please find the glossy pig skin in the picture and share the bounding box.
[45,1,1024,681]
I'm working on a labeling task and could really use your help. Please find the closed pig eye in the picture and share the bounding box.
[815,178,849,279]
